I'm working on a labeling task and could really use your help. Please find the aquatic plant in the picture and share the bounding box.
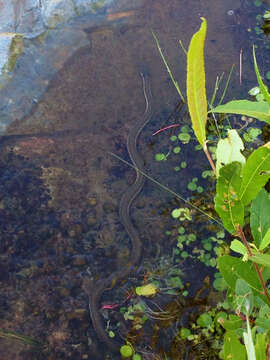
[150,16,270,359]
[184,17,270,359]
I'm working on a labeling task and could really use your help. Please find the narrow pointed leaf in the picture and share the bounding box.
[215,162,244,234]
[253,45,270,106]
[260,228,270,251]
[239,143,270,205]
[187,17,208,145]
[250,188,270,249]
[211,100,270,123]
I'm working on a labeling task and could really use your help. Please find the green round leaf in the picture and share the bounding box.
[187,182,197,191]
[197,313,213,328]
[178,133,191,144]
[155,153,166,161]
[172,208,181,218]
[133,354,142,360]
[173,146,181,154]
[181,161,187,168]
[170,135,177,141]
[180,328,191,339]
[120,345,133,358]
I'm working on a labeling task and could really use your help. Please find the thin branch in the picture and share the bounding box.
[203,142,216,176]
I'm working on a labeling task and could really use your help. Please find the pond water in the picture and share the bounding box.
[0,0,269,359]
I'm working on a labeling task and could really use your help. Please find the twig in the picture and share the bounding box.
[152,124,180,136]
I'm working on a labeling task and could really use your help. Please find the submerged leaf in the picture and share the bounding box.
[250,189,270,249]
[216,129,246,176]
[187,17,208,145]
[136,283,157,297]
[239,144,270,205]
[215,162,244,234]
[211,100,270,123]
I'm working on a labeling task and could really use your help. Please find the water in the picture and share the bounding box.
[0,0,269,359]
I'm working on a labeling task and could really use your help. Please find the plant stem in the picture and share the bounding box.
[203,142,216,175]
[236,224,270,304]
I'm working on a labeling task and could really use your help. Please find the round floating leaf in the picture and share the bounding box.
[132,354,142,360]
[172,208,181,218]
[181,161,187,168]
[120,345,133,358]
[155,153,166,161]
[178,133,191,144]
[173,146,181,154]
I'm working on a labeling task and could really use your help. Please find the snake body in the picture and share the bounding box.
[83,73,152,352]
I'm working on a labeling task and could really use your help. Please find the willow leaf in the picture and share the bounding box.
[250,188,270,249]
[224,331,246,360]
[211,100,270,123]
[215,162,244,234]
[248,252,270,269]
[253,45,270,106]
[187,17,208,145]
[239,143,270,206]
[218,255,264,297]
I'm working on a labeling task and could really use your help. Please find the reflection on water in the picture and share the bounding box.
[0,0,267,358]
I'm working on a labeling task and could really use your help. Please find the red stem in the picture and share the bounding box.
[203,142,216,176]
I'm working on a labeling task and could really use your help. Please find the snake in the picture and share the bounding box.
[83,73,152,352]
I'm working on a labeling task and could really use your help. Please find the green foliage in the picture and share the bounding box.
[223,331,246,360]
[250,188,270,249]
[186,17,208,146]
[211,100,270,123]
[120,344,133,358]
[253,46,270,106]
[218,256,265,301]
[215,162,244,233]
[216,130,246,176]
[239,144,270,205]
[150,16,270,360]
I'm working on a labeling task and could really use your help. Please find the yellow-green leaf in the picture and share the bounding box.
[239,143,270,205]
[187,17,208,145]
[260,228,270,251]
[135,283,157,297]
[211,100,270,123]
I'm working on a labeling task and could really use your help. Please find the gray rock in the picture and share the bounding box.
[41,0,77,28]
